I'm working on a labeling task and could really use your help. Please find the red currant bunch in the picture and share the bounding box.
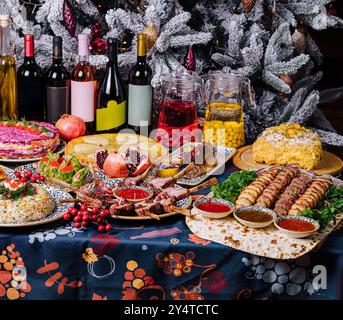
[14,170,46,184]
[63,203,112,233]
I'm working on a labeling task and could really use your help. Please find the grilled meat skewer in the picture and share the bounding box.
[110,177,217,218]
[273,174,312,216]
[235,168,279,208]
[146,162,195,190]
[255,166,300,208]
[48,177,103,207]
[288,177,331,215]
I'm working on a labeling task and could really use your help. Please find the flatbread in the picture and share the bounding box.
[186,212,343,260]
[186,174,343,260]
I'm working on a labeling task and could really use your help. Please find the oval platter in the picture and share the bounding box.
[0,184,73,228]
[83,182,192,221]
[15,162,95,190]
[0,140,66,164]
[65,133,168,165]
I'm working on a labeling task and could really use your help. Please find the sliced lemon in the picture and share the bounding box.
[157,168,179,177]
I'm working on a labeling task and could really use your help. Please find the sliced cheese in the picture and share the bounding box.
[73,143,100,153]
[82,135,110,145]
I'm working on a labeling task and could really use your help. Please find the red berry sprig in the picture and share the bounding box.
[63,203,112,233]
[14,170,46,184]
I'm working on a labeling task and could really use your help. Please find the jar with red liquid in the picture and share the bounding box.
[156,70,200,148]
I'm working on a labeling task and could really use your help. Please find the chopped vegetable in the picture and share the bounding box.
[37,153,88,186]
[211,170,257,203]
[72,168,89,187]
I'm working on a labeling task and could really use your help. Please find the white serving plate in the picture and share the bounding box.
[0,141,66,164]
[150,142,236,186]
[0,184,73,227]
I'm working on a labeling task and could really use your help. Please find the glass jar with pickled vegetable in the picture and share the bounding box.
[203,70,253,148]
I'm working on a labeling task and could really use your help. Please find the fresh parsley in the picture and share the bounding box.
[0,184,36,201]
[211,170,257,203]
[302,186,343,229]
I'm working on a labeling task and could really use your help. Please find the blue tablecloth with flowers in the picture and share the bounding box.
[0,162,343,301]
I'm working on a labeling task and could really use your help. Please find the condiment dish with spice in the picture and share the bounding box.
[274,216,320,238]
[233,206,276,228]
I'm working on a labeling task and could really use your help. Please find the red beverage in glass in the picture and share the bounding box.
[157,100,198,148]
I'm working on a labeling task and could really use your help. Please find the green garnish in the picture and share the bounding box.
[211,170,257,203]
[302,186,343,229]
[0,184,36,200]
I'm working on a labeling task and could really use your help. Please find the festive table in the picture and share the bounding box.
[0,162,342,301]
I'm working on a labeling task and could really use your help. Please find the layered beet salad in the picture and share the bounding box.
[0,120,60,159]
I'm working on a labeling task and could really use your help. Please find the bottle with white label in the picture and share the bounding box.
[71,34,95,133]
[128,33,152,135]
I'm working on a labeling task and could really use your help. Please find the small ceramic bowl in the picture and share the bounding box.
[274,216,320,239]
[233,206,276,228]
[193,197,234,219]
[113,185,154,203]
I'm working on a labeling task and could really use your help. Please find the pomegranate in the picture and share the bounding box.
[120,147,151,176]
[131,157,151,176]
[95,149,109,170]
[103,152,129,178]
[55,114,86,141]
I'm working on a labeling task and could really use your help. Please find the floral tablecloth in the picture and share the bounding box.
[0,163,343,300]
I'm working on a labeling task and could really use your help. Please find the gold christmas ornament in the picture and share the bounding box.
[242,0,257,13]
[278,73,294,99]
[143,23,159,52]
[280,73,294,86]
[292,27,307,54]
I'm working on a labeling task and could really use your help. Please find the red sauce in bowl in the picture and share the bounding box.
[116,188,150,200]
[278,219,316,232]
[197,201,231,213]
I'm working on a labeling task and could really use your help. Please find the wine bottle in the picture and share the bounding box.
[96,38,126,133]
[17,34,45,121]
[0,14,17,119]
[128,33,152,134]
[46,36,70,123]
[71,33,95,133]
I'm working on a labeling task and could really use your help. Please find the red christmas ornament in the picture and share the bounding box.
[90,22,108,55]
[63,0,76,37]
[184,45,196,72]
[327,4,338,16]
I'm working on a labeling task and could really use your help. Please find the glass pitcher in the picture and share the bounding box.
[203,70,253,148]
[156,70,201,148]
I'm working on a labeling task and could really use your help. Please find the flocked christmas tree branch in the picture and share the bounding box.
[0,0,343,145]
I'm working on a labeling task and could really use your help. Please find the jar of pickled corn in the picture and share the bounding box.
[203,70,252,148]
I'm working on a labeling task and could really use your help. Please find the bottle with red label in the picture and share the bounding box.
[71,34,95,133]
